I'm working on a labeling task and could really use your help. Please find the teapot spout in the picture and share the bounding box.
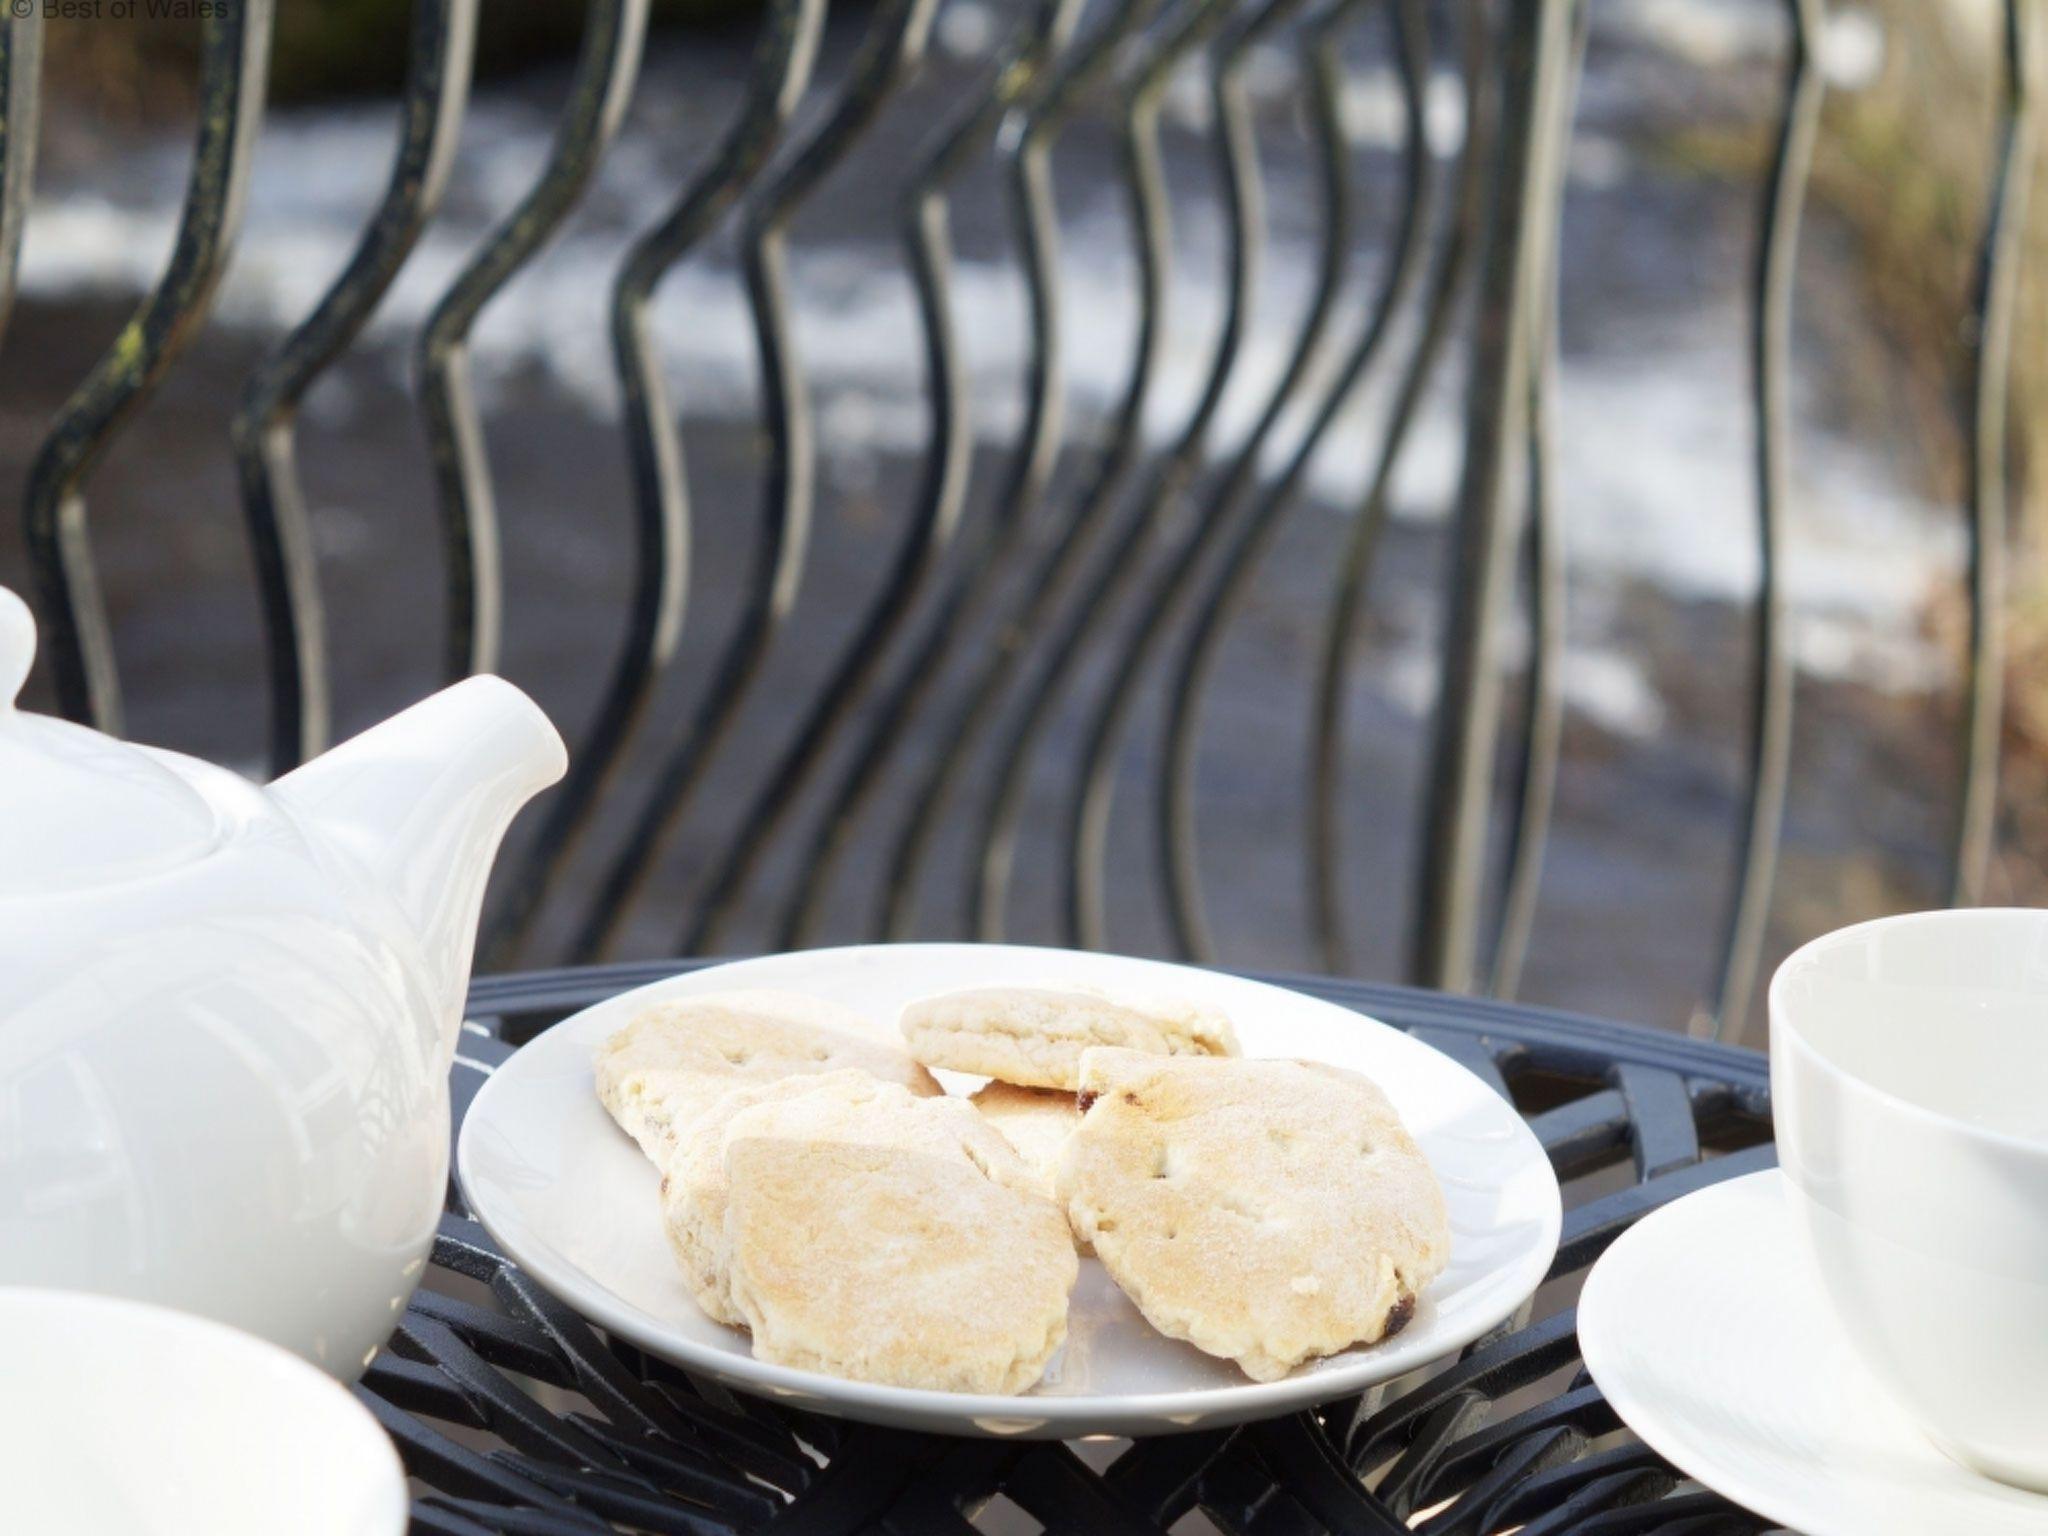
[272,677,567,1030]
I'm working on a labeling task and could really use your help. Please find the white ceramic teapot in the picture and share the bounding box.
[0,585,566,1379]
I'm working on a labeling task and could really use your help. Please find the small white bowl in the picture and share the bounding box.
[0,1288,409,1535]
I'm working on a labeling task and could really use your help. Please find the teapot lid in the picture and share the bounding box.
[0,587,223,896]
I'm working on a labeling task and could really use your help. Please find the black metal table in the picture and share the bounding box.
[373,962,1778,1535]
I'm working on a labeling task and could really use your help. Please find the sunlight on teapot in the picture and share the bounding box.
[0,585,567,1379]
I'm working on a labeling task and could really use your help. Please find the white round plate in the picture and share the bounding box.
[0,1287,408,1536]
[1579,1170,2048,1535]
[457,943,1561,1437]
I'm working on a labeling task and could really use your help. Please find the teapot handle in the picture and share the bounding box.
[0,586,33,709]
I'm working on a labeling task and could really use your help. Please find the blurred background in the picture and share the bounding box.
[0,0,2040,1040]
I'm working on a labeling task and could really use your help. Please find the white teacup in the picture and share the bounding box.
[1769,907,2048,1491]
[0,1288,408,1534]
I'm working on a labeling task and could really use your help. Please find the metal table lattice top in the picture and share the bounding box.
[375,962,1777,1536]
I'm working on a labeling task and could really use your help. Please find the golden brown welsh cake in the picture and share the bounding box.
[901,985,1238,1091]
[658,1069,880,1326]
[967,1080,1083,1195]
[718,1081,1077,1393]
[1055,1048,1448,1381]
[594,989,939,1159]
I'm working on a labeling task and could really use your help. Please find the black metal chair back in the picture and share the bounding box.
[0,0,2028,1041]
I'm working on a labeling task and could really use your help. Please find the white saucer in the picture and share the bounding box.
[1578,1170,2048,1535]
[457,943,1561,1438]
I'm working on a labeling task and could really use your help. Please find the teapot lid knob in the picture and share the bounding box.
[0,584,227,895]
[0,586,30,709]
